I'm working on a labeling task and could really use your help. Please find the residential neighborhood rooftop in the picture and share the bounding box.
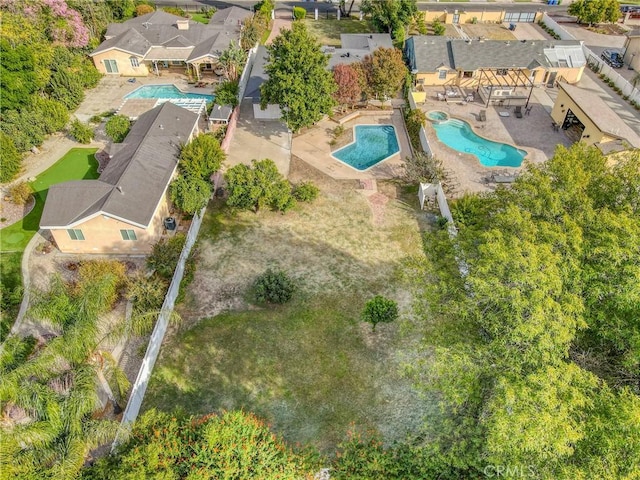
[40,102,199,229]
[406,36,586,72]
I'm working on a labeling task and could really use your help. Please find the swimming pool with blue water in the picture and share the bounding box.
[427,111,526,168]
[125,84,214,102]
[332,125,400,171]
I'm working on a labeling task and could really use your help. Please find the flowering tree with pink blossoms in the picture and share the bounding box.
[40,0,90,48]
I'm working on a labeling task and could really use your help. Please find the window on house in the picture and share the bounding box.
[497,69,508,76]
[171,61,182,66]
[130,57,139,68]
[67,229,85,240]
[104,59,118,74]
[438,70,447,80]
[120,229,137,241]
[463,71,474,78]
[417,78,425,84]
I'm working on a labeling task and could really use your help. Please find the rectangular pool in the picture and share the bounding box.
[125,84,214,102]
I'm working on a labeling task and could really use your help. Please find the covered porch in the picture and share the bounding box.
[475,67,534,108]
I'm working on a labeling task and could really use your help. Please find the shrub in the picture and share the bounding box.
[76,260,127,308]
[361,295,398,332]
[404,108,427,151]
[254,268,295,304]
[147,235,186,279]
[69,119,93,144]
[293,6,306,20]
[135,4,154,16]
[30,97,70,134]
[0,132,22,183]
[9,182,32,205]
[127,273,168,320]
[162,6,186,17]
[292,181,319,202]
[432,19,445,36]
[200,6,216,18]
[179,134,225,180]
[105,115,131,143]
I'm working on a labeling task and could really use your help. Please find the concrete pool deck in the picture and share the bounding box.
[292,109,412,180]
[418,86,573,195]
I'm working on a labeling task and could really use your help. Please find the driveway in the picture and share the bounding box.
[225,99,291,176]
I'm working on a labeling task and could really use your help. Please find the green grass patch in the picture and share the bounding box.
[260,28,271,45]
[304,18,376,46]
[0,251,22,341]
[144,293,425,452]
[0,148,98,252]
[190,13,209,24]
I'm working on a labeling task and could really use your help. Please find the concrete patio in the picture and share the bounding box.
[418,85,573,195]
[292,109,411,180]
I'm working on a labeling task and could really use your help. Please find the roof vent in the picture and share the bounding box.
[117,186,124,194]
[142,22,152,29]
[159,124,164,129]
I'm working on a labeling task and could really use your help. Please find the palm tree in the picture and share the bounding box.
[218,42,247,82]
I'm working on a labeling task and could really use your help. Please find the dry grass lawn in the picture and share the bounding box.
[462,23,517,40]
[143,159,436,452]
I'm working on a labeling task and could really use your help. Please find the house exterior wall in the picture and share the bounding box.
[50,194,172,254]
[416,70,458,86]
[92,50,149,76]
[550,89,606,146]
[423,10,541,24]
[623,37,640,70]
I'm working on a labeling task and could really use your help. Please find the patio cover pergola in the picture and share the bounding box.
[476,67,534,108]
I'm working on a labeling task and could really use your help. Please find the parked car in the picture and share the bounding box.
[601,49,624,68]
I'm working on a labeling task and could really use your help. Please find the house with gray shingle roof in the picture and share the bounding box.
[405,36,586,100]
[90,7,251,79]
[40,102,200,254]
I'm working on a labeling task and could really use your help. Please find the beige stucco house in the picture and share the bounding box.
[423,8,542,25]
[405,36,586,105]
[623,29,640,71]
[550,83,640,154]
[89,7,251,79]
[40,102,200,254]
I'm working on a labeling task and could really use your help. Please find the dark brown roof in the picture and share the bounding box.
[41,103,199,229]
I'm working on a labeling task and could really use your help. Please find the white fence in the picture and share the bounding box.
[237,45,258,102]
[407,91,434,157]
[540,13,575,40]
[541,13,640,104]
[112,206,206,450]
[583,47,640,104]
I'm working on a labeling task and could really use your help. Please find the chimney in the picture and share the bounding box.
[176,19,189,30]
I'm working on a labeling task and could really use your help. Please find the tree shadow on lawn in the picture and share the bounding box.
[142,232,437,454]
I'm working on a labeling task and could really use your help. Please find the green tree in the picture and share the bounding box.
[292,181,320,202]
[360,47,408,102]
[569,0,620,25]
[214,80,240,107]
[362,295,398,331]
[360,0,418,35]
[0,39,40,111]
[219,42,247,82]
[0,132,22,183]
[1,109,47,151]
[106,0,136,19]
[30,97,70,134]
[240,15,265,50]
[178,133,225,180]
[261,22,337,132]
[225,159,295,212]
[170,174,212,214]
[104,114,130,143]
[83,410,321,479]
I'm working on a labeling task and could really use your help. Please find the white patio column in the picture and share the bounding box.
[315,8,318,20]
[337,8,341,20]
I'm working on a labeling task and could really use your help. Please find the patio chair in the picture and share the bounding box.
[437,93,446,101]
[514,106,523,118]
[127,78,136,83]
